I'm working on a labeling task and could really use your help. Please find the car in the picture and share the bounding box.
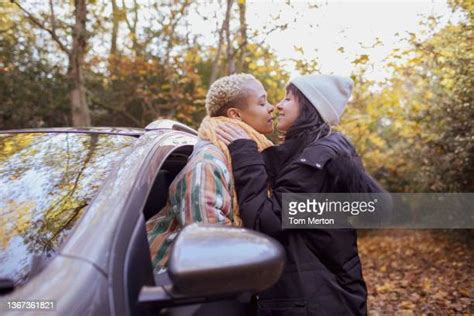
[0,119,285,315]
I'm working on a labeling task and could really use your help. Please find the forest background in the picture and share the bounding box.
[1,0,472,193]
[0,0,473,313]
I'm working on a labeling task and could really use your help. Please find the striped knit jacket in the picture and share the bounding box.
[146,139,235,273]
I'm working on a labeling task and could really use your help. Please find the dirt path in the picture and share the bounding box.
[358,230,473,314]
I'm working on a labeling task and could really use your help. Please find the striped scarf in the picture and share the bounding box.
[198,116,273,226]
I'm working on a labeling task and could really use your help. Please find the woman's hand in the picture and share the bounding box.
[216,123,250,145]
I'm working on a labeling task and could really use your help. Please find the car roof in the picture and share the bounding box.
[0,119,199,137]
[0,127,145,137]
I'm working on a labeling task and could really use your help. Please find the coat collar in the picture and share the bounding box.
[262,132,357,174]
[298,133,357,170]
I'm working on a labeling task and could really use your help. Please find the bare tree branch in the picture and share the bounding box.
[12,0,70,55]
[237,0,247,72]
[121,0,140,56]
[121,0,133,32]
[164,0,191,63]
[49,0,57,36]
[210,0,234,83]
[165,0,191,63]
[132,0,138,34]
[225,6,235,74]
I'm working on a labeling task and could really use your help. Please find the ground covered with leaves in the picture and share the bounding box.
[358,230,473,314]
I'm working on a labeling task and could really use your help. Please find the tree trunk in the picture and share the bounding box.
[69,0,90,126]
[210,0,233,84]
[237,0,248,72]
[109,0,120,75]
[121,0,140,58]
[225,6,235,75]
[130,0,139,58]
[110,0,119,57]
[12,0,91,126]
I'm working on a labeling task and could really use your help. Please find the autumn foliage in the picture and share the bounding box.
[0,1,472,312]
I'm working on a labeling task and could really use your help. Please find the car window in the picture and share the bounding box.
[0,132,136,286]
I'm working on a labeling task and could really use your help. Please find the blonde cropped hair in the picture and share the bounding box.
[205,73,257,117]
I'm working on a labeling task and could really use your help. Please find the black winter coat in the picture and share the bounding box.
[228,132,384,316]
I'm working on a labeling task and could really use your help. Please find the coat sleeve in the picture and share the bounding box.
[228,139,318,236]
[146,159,233,273]
[176,160,234,226]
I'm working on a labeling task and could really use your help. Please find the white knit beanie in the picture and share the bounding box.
[290,74,353,126]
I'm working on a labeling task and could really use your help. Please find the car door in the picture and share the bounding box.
[107,130,196,316]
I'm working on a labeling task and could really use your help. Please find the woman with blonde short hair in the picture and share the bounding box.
[146,73,275,273]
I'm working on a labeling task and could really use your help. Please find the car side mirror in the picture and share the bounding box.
[168,223,285,296]
[138,223,285,309]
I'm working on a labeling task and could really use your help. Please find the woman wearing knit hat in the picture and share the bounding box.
[217,74,385,315]
[146,73,275,275]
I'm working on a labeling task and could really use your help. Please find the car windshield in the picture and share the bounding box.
[0,132,136,286]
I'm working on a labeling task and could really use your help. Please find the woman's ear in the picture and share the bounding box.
[226,107,242,120]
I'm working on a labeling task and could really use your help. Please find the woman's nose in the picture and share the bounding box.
[276,101,283,110]
[268,103,275,113]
